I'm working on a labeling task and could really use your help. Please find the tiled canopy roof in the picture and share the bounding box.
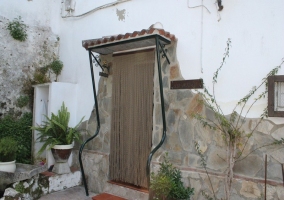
[82,26,176,54]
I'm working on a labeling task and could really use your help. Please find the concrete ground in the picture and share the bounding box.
[39,186,97,200]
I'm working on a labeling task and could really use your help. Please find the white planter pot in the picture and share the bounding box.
[53,144,73,149]
[0,160,16,173]
[51,144,73,174]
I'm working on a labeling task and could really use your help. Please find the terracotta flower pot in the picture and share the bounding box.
[51,144,73,174]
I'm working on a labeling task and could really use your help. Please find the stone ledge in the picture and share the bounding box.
[1,168,82,200]
[152,161,284,186]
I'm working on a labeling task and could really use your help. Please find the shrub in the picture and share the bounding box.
[0,137,18,162]
[49,60,63,81]
[0,113,33,164]
[150,153,194,200]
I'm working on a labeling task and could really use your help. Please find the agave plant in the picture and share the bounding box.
[32,102,84,155]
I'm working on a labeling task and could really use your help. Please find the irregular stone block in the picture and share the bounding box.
[240,181,261,199]
[271,126,284,141]
[234,155,262,177]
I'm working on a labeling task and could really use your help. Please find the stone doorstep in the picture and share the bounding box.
[92,193,127,200]
[40,167,82,194]
[103,181,149,200]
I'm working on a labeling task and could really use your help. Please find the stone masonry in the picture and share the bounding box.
[73,40,284,199]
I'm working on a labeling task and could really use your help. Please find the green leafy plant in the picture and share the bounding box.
[150,153,194,200]
[17,95,29,108]
[32,102,84,155]
[0,137,18,162]
[0,113,32,164]
[33,69,49,84]
[7,16,28,42]
[20,59,64,113]
[32,60,64,83]
[49,60,63,81]
[192,39,284,200]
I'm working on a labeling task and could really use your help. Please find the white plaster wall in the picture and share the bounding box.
[0,0,60,34]
[1,0,284,123]
[60,0,284,122]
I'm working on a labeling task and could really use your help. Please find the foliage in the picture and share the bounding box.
[0,113,32,164]
[21,59,64,110]
[49,60,63,81]
[31,59,64,83]
[31,102,84,155]
[150,153,194,200]
[14,182,26,193]
[22,78,35,111]
[191,39,284,200]
[0,137,18,162]
[33,68,50,84]
[17,95,29,108]
[7,16,28,42]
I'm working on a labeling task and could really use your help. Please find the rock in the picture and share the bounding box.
[162,76,168,88]
[3,188,21,199]
[170,65,181,80]
[186,93,204,116]
[234,155,262,177]
[176,90,193,101]
[206,146,227,172]
[240,181,261,199]
[256,120,274,135]
[178,119,195,151]
[271,126,284,141]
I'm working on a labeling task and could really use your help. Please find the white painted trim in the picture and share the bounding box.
[53,144,74,149]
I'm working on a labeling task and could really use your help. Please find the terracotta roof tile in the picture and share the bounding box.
[82,25,176,51]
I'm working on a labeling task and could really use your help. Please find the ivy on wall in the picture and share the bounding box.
[0,112,33,164]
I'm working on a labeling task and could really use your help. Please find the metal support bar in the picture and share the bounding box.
[79,50,101,196]
[146,36,169,182]
[264,154,267,200]
[282,163,284,187]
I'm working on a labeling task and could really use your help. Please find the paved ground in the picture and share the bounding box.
[39,186,97,200]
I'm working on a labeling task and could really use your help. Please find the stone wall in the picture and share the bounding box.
[1,170,81,200]
[0,15,59,117]
[74,41,284,199]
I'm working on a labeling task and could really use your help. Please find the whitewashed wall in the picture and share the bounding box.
[1,0,283,124]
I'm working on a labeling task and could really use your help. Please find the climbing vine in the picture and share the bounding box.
[192,39,284,200]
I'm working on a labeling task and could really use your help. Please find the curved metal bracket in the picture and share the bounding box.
[93,54,110,77]
[146,36,170,183]
[79,50,101,196]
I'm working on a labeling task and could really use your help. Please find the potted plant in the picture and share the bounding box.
[31,102,83,174]
[0,137,18,173]
[150,153,194,200]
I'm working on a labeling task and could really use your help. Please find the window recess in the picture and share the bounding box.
[268,75,284,117]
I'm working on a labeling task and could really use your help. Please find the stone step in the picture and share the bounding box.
[41,167,82,193]
[1,167,82,200]
[103,182,149,200]
[92,193,127,200]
